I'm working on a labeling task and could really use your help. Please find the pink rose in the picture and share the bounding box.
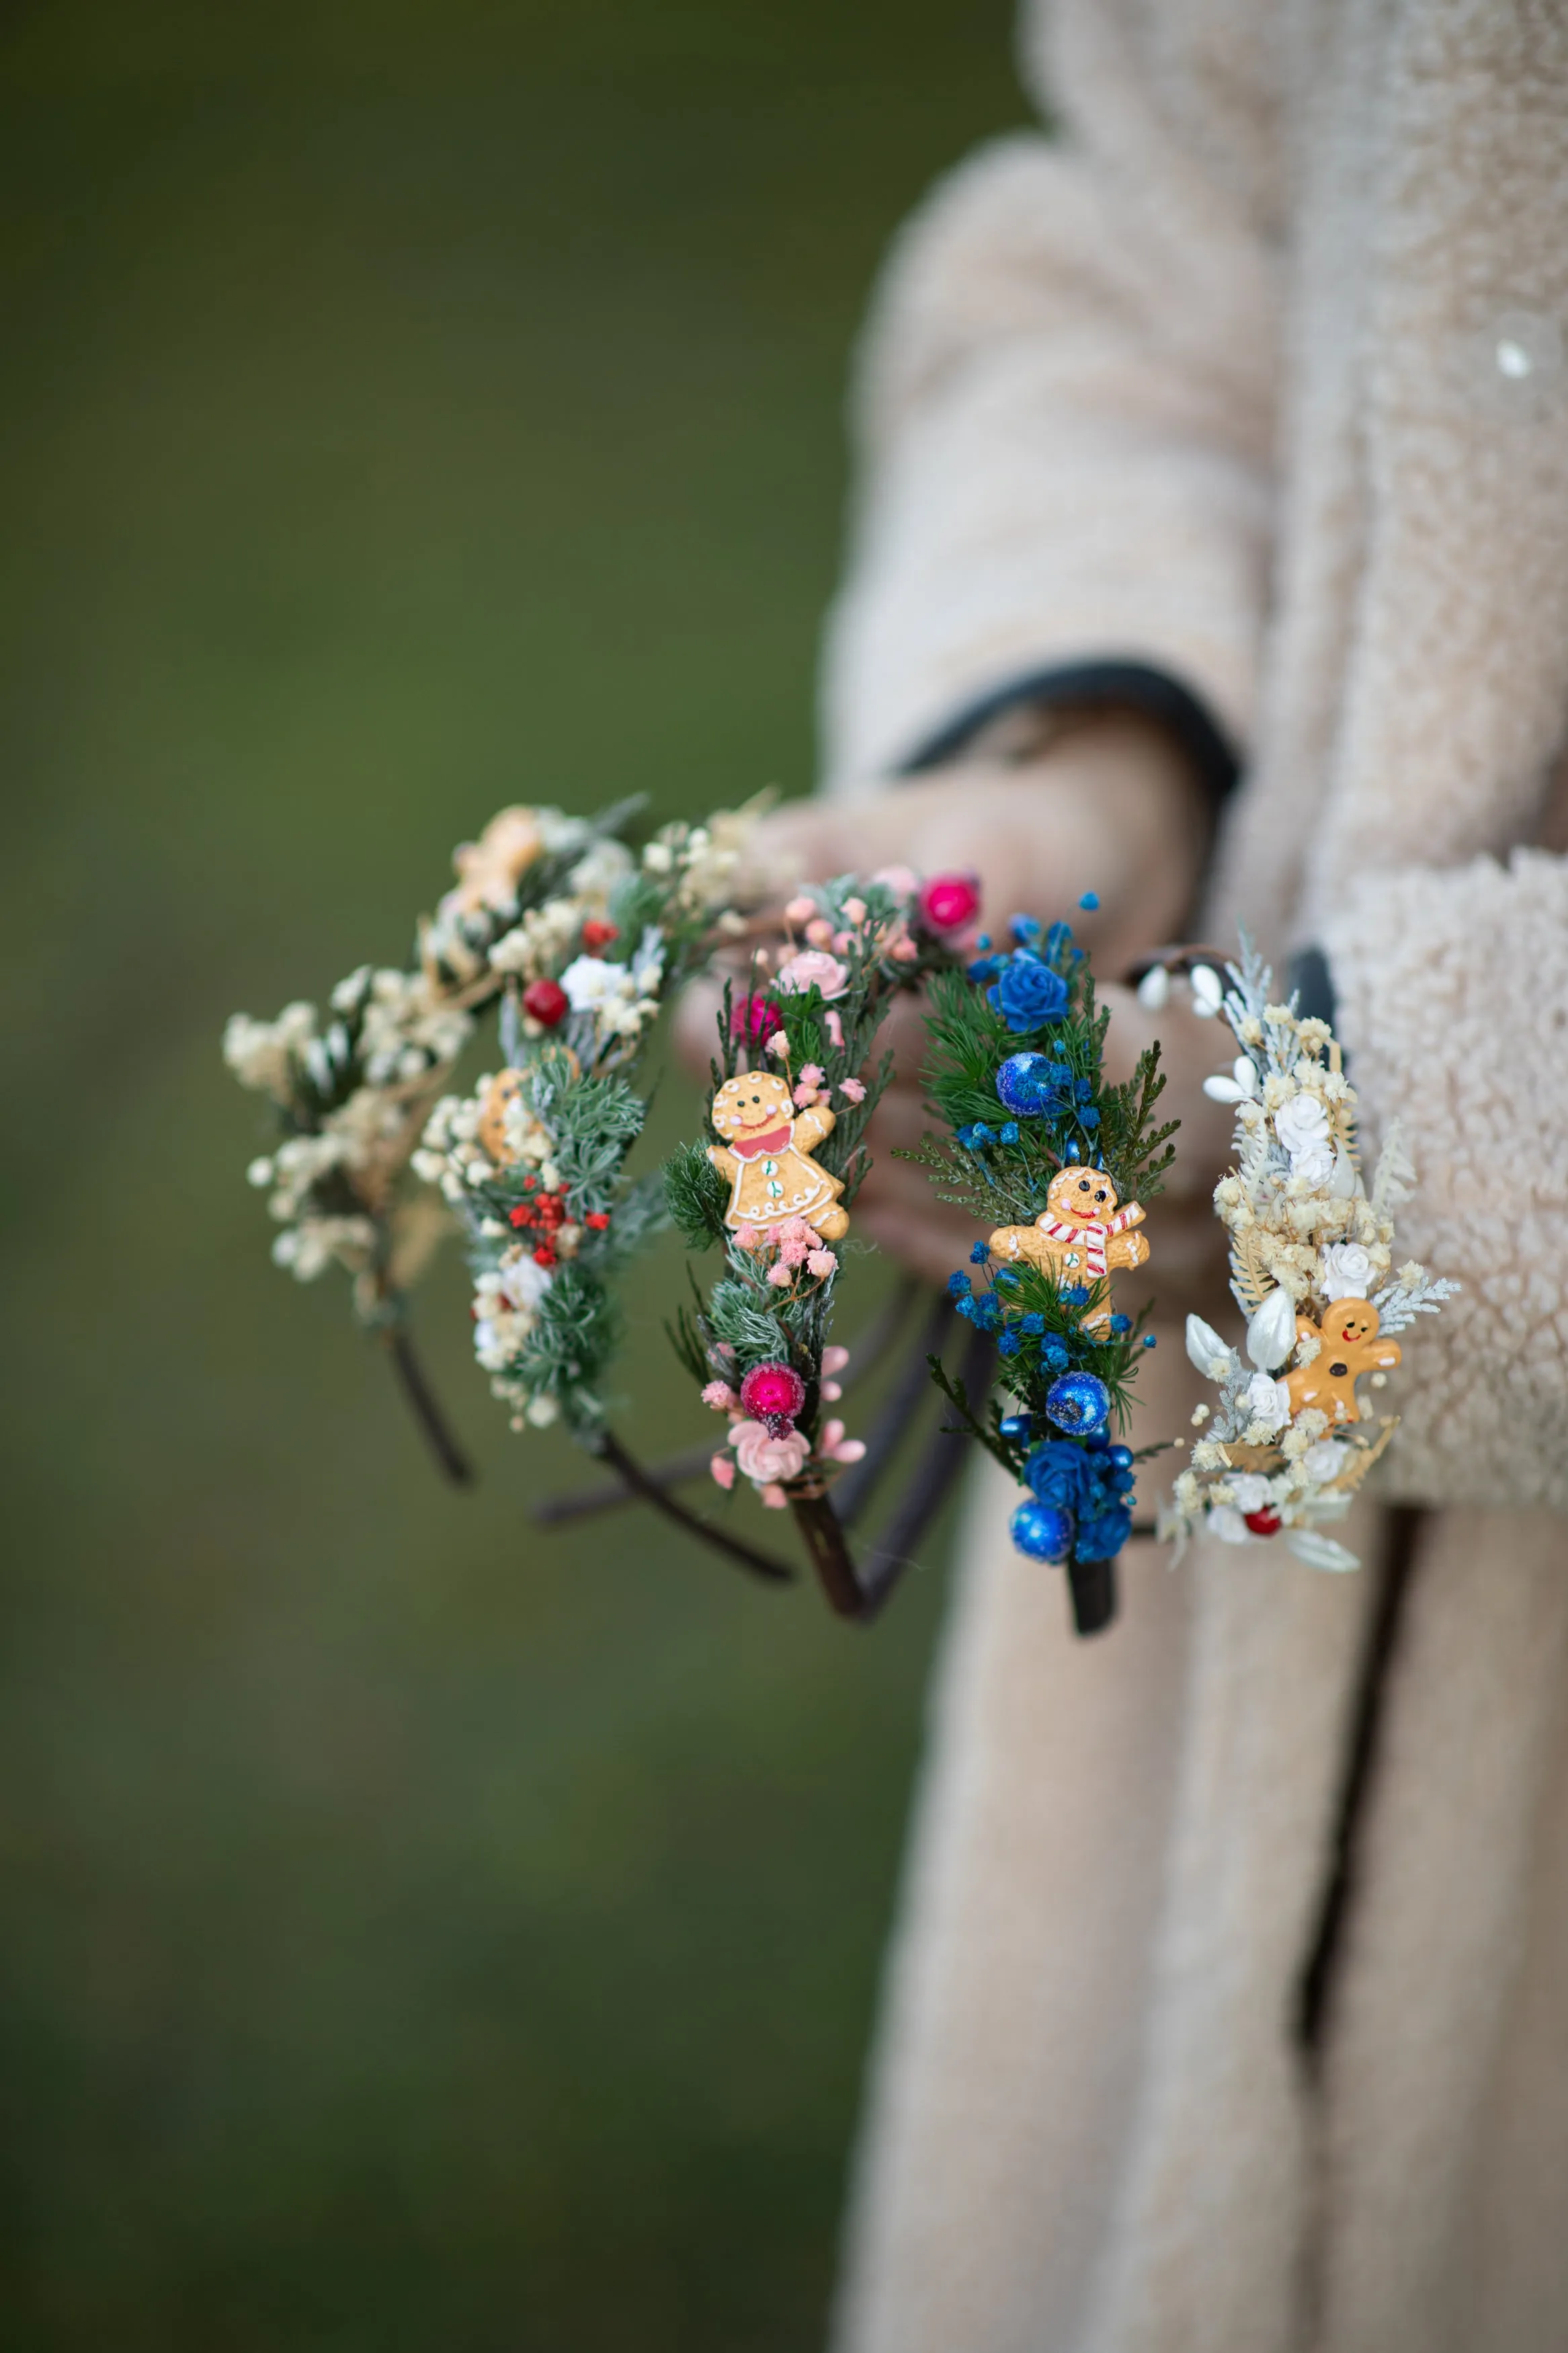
[804,918,833,947]
[784,895,817,924]
[777,949,849,1000]
[709,1453,736,1490]
[919,872,981,932]
[731,1420,811,1484]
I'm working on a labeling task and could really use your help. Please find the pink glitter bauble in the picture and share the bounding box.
[919,872,982,932]
[737,1361,807,1430]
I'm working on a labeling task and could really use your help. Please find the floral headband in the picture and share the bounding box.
[225,805,1171,1636]
[1139,939,1458,1566]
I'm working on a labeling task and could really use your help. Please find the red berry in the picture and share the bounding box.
[738,1360,807,1429]
[522,978,569,1027]
[508,1205,530,1228]
[581,920,619,952]
[919,872,982,933]
[584,1211,610,1230]
[1244,1509,1282,1537]
[532,1245,556,1268]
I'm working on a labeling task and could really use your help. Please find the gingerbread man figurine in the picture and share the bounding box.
[708,1072,848,1240]
[988,1165,1149,1327]
[1284,1299,1401,1425]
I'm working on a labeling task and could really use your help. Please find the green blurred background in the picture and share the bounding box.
[0,7,1022,2346]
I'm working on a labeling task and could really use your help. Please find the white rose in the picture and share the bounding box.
[1289,1144,1337,1190]
[1207,1504,1253,1544]
[1229,1472,1274,1513]
[1303,1438,1352,1484]
[1274,1091,1331,1156]
[559,954,633,1013]
[1320,1241,1376,1302]
[1243,1371,1290,1431]
[497,1254,553,1312]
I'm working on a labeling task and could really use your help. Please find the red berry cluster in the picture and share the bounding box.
[507,1176,610,1268]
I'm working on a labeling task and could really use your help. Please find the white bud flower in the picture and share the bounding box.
[1186,1314,1234,1379]
[1136,963,1170,1009]
[1247,1287,1298,1370]
[1189,964,1224,1016]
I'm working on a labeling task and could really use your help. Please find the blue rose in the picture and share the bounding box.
[988,956,1070,1033]
[1023,1440,1089,1509]
[1075,1505,1132,1562]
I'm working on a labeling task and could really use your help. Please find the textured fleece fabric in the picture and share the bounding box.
[823,3,1568,2348]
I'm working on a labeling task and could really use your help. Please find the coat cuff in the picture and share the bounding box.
[893,657,1241,819]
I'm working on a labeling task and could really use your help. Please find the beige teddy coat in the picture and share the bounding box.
[821,4,1568,2348]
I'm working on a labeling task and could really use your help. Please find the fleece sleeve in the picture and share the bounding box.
[1319,850,1568,1513]
[820,0,1284,791]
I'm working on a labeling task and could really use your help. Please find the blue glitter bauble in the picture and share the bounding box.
[1009,1499,1075,1562]
[997,1412,1033,1440]
[994,1052,1059,1117]
[1044,1371,1111,1437]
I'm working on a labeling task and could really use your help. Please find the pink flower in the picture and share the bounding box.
[919,872,982,932]
[822,1346,850,1375]
[804,918,833,947]
[767,1261,794,1287]
[886,928,919,963]
[871,863,919,897]
[759,1483,789,1510]
[843,896,867,926]
[729,992,783,1047]
[709,1453,737,1490]
[833,930,853,953]
[821,1380,842,1402]
[774,1219,819,1266]
[839,1076,866,1104]
[797,1062,823,1090]
[784,895,817,925]
[766,1031,790,1058]
[824,1009,844,1048]
[819,1419,866,1465]
[701,1380,739,1412]
[738,1360,807,1425]
[807,1248,838,1278]
[777,949,850,1001]
[731,1420,812,1484]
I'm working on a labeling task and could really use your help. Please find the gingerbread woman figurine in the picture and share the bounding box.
[988,1164,1149,1327]
[1284,1300,1401,1425]
[708,1072,848,1240]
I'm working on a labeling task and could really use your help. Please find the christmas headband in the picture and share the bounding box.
[225,803,1173,1635]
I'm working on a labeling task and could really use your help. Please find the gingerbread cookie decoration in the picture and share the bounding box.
[989,1165,1148,1324]
[1284,1300,1401,1425]
[441,807,544,920]
[708,1072,848,1240]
